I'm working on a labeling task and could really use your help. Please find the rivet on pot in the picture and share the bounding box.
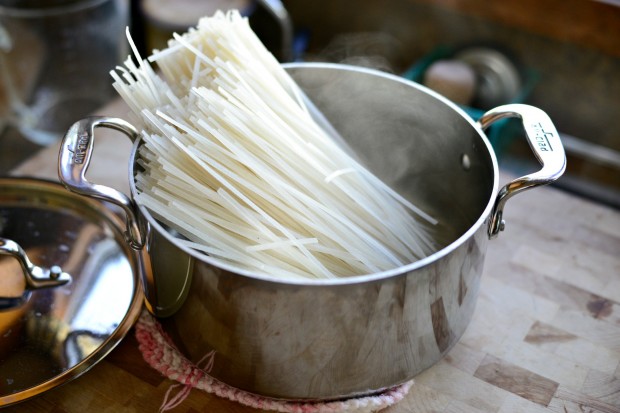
[461,153,472,171]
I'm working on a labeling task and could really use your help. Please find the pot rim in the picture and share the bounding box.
[129,62,500,286]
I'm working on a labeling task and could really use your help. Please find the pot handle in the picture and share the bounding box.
[477,104,566,239]
[0,237,71,310]
[58,116,145,249]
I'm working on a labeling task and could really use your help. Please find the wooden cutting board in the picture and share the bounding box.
[6,99,620,413]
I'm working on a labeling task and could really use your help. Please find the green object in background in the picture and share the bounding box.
[402,46,539,159]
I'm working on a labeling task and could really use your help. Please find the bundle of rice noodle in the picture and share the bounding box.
[111,10,437,280]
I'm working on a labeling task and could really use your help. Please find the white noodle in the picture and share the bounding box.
[111,10,437,280]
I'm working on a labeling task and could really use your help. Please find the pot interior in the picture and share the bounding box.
[283,63,497,249]
[132,63,498,275]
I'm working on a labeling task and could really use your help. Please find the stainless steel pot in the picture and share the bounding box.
[58,63,566,400]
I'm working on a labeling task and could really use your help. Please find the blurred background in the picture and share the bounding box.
[277,0,620,211]
[1,0,619,210]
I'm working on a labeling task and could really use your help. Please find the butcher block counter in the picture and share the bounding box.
[3,98,620,413]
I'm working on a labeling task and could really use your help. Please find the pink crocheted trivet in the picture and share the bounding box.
[135,310,414,412]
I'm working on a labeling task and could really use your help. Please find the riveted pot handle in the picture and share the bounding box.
[478,104,566,239]
[58,116,145,249]
[0,237,71,310]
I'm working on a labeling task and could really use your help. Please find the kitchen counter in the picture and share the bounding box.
[4,98,620,413]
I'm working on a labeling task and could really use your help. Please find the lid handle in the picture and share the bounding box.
[0,237,71,310]
[58,116,145,249]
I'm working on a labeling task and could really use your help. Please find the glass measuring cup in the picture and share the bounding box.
[0,0,129,146]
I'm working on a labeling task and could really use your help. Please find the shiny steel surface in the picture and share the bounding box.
[58,116,179,317]
[58,117,144,248]
[58,63,566,400]
[0,237,71,310]
[0,178,143,407]
[478,104,566,238]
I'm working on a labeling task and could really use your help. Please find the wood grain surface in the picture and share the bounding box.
[5,99,620,412]
[406,0,620,58]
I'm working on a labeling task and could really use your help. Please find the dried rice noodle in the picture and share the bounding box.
[111,10,437,280]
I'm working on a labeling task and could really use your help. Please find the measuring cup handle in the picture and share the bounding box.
[477,104,566,239]
[256,0,294,61]
[58,116,145,249]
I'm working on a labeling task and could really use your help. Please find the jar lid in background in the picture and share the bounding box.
[454,47,522,110]
[140,0,253,52]
[140,0,252,29]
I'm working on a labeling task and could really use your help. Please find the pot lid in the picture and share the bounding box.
[0,177,143,407]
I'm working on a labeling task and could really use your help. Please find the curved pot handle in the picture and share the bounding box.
[58,116,145,249]
[478,104,566,239]
[0,237,71,310]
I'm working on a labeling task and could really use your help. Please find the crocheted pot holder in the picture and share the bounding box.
[135,310,414,412]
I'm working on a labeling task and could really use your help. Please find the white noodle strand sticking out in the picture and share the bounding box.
[111,10,437,280]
